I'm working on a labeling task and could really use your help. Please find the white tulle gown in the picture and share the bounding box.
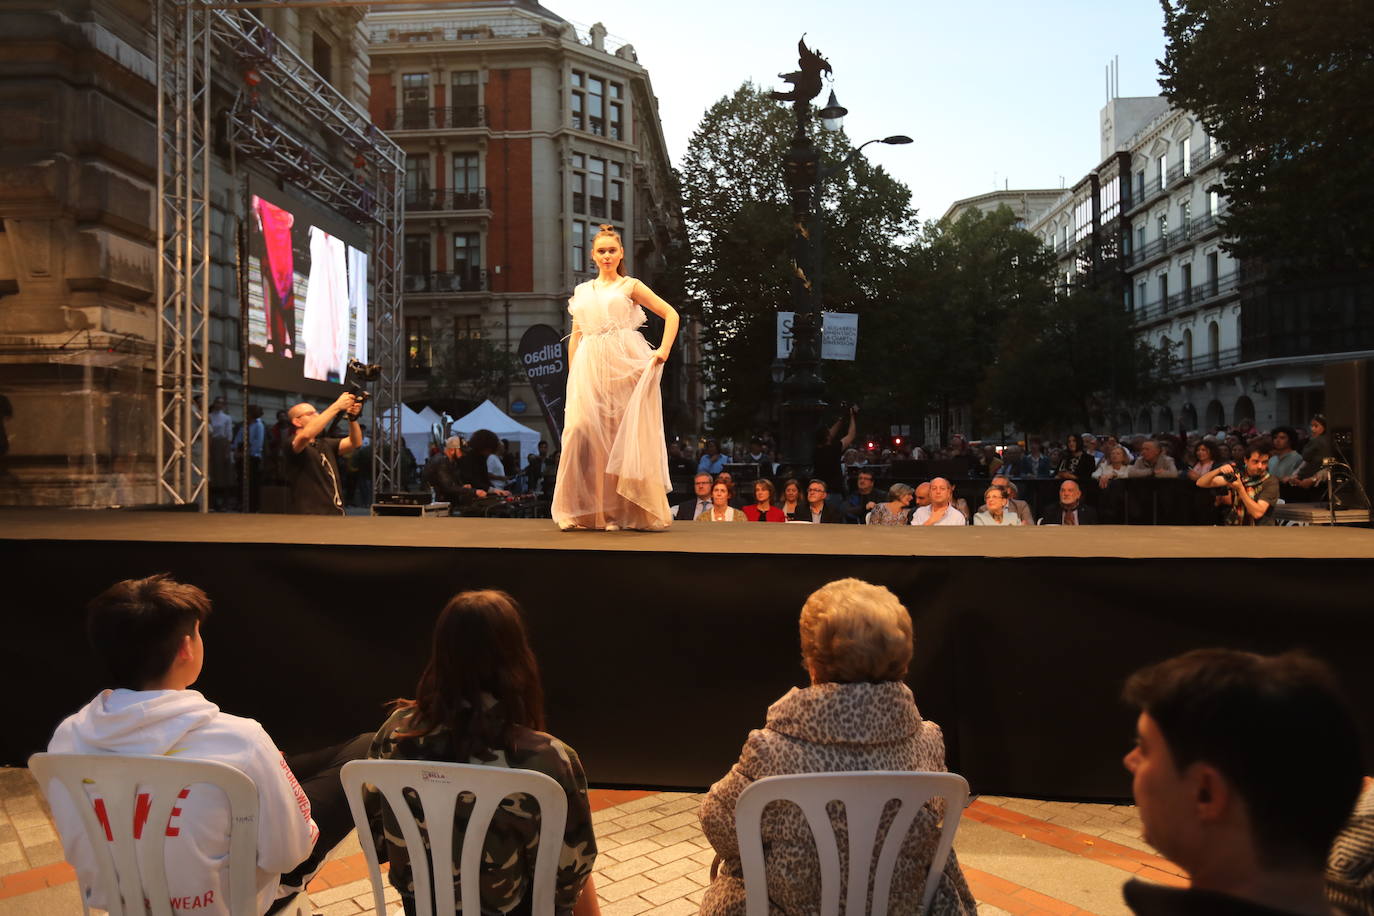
[551,275,672,530]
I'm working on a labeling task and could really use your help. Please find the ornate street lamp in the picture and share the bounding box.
[771,38,911,472]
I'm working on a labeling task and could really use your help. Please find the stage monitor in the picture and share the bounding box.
[244,177,370,396]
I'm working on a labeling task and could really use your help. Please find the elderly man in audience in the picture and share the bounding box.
[1120,649,1363,916]
[844,468,881,523]
[911,477,966,526]
[978,476,1032,525]
[1039,479,1099,525]
[674,472,715,521]
[1082,434,1104,464]
[799,479,844,523]
[1127,439,1180,478]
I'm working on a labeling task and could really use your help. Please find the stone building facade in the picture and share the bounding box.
[365,0,696,445]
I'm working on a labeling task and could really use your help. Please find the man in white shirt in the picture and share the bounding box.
[47,575,369,915]
[1127,440,1180,478]
[911,477,967,526]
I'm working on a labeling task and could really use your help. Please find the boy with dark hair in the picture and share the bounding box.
[1195,442,1279,525]
[1121,648,1365,915]
[48,574,368,915]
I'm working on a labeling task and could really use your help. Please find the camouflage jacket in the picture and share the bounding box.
[366,702,597,915]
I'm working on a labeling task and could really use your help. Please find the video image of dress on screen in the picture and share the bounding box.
[247,189,369,394]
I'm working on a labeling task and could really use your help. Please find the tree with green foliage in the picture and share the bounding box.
[1159,0,1374,276]
[679,83,916,437]
[979,263,1177,433]
[423,335,521,414]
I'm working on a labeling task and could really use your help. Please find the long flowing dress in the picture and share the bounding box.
[551,275,672,530]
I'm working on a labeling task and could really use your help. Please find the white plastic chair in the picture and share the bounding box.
[734,771,969,916]
[28,752,309,916]
[341,759,568,916]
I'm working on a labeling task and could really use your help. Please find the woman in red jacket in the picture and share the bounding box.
[742,478,787,522]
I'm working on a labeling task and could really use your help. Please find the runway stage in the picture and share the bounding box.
[4,510,1372,800]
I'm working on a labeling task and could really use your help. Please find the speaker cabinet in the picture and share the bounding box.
[1322,360,1373,505]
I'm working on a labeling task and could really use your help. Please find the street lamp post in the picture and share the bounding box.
[771,38,911,473]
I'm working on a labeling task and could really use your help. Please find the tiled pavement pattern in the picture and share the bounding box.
[0,769,1185,915]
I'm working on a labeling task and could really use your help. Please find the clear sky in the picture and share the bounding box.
[545,0,1171,220]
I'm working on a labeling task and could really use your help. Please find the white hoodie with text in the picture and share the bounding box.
[46,689,318,915]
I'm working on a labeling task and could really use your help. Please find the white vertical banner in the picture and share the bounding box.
[777,311,858,360]
[820,312,858,361]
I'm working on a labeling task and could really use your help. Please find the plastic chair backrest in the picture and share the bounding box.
[341,759,569,916]
[28,752,261,916]
[734,770,969,916]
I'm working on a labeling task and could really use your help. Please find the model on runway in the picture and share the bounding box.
[551,224,678,531]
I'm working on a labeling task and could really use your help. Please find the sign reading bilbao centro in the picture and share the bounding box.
[518,324,568,440]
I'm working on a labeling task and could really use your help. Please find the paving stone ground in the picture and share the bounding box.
[0,768,1182,916]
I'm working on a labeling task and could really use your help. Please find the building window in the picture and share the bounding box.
[452,232,480,289]
[1159,273,1169,305]
[609,81,623,140]
[1157,153,1168,190]
[1180,137,1192,176]
[1072,195,1092,243]
[401,73,430,129]
[1136,224,1145,252]
[451,70,479,108]
[1138,279,1148,309]
[610,161,624,221]
[571,154,586,213]
[311,32,333,86]
[1099,175,1120,224]
[405,155,431,210]
[1206,252,1219,295]
[1181,262,1193,303]
[1208,190,1220,217]
[1157,213,1168,244]
[406,316,432,378]
[571,70,623,136]
[572,219,587,272]
[1179,198,1191,232]
[455,314,482,340]
[452,152,479,207]
[1182,328,1193,371]
[571,153,612,219]
[1135,170,1145,200]
[405,233,431,280]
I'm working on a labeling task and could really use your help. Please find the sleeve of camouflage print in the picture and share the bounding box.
[551,739,598,913]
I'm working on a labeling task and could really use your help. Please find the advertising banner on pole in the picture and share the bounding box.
[518,324,567,440]
[776,311,859,361]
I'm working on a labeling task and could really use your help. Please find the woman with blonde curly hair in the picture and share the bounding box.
[698,579,976,915]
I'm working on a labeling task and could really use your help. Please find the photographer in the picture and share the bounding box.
[285,391,362,515]
[1195,441,1277,526]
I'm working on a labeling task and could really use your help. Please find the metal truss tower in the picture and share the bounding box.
[155,0,406,507]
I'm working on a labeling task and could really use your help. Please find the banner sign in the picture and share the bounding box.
[518,324,567,441]
[776,311,859,361]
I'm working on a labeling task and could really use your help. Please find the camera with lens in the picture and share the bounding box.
[1219,467,1239,483]
[345,358,383,411]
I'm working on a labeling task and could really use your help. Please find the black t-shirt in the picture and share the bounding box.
[812,442,844,493]
[458,451,492,490]
[286,437,345,515]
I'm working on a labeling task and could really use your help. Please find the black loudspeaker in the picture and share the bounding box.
[1322,360,1374,502]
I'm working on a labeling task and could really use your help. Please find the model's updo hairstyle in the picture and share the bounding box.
[591,224,627,276]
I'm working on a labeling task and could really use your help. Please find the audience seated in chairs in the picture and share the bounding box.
[1120,649,1364,916]
[365,589,600,916]
[778,478,804,519]
[844,469,881,523]
[699,481,747,522]
[1039,480,1099,525]
[673,472,714,522]
[742,479,787,522]
[867,482,914,526]
[973,484,1021,526]
[696,578,976,915]
[911,478,966,526]
[45,574,368,915]
[979,476,1033,525]
[798,479,844,524]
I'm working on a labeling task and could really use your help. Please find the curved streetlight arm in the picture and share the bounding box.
[817,135,913,182]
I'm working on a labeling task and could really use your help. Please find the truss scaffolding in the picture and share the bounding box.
[155,0,406,507]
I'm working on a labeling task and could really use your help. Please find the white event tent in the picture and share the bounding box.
[451,399,542,462]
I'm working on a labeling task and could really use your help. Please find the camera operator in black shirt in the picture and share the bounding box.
[285,391,362,515]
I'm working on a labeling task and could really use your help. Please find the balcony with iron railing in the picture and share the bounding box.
[1178,346,1242,378]
[385,106,486,131]
[1190,144,1226,172]
[405,187,490,213]
[401,268,487,294]
[1133,271,1242,324]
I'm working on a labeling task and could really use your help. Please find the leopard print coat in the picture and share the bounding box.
[698,680,976,915]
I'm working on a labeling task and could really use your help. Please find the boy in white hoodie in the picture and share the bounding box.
[46,574,367,915]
